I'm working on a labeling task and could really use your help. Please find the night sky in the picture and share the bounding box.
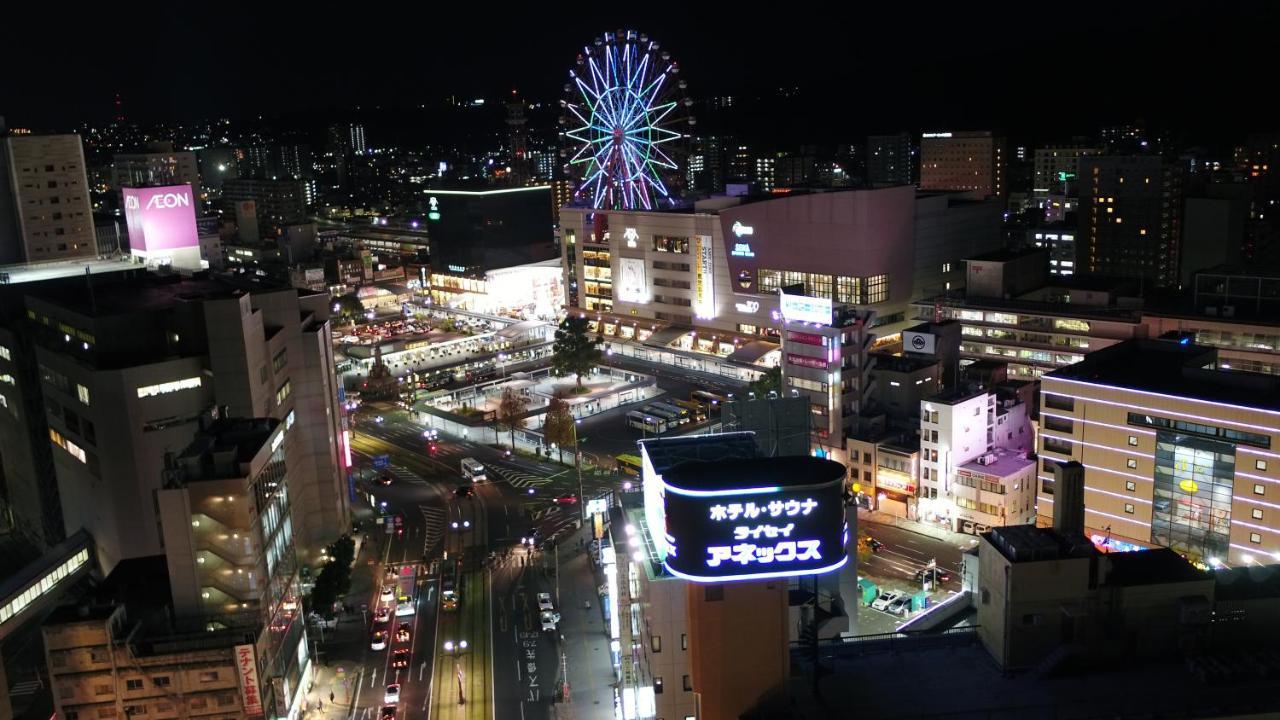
[1,4,1274,145]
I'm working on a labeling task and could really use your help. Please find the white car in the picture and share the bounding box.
[370,631,387,651]
[537,592,554,612]
[384,683,400,705]
[380,586,396,603]
[395,600,415,617]
[870,590,905,612]
[540,610,561,632]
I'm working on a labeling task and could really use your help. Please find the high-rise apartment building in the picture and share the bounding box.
[1078,155,1184,288]
[348,124,366,155]
[1038,338,1280,567]
[919,131,1005,200]
[221,178,310,226]
[112,149,201,203]
[7,275,346,573]
[1,134,97,263]
[1032,145,1098,196]
[867,132,917,186]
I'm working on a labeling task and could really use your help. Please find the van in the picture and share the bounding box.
[461,458,486,481]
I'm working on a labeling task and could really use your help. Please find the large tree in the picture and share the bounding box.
[332,293,365,325]
[497,387,529,450]
[550,316,603,388]
[542,396,576,464]
[747,365,782,398]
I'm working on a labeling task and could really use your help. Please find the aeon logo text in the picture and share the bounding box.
[144,192,191,210]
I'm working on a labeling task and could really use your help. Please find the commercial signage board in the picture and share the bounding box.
[693,235,715,319]
[779,293,832,326]
[660,457,848,583]
[122,184,199,253]
[373,454,390,469]
[617,258,648,303]
[903,330,936,355]
[234,643,264,717]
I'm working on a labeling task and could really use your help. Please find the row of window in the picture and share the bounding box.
[1128,412,1272,450]
[756,269,889,304]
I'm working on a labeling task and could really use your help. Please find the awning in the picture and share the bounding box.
[642,325,693,348]
[726,339,779,364]
[497,319,551,339]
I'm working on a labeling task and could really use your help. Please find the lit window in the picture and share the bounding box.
[77,384,90,406]
[1125,481,1136,492]
[1127,436,1139,447]
[1254,484,1266,496]
[1250,533,1262,544]
[1253,508,1264,520]
[1127,459,1138,469]
[1258,460,1268,471]
[1124,504,1135,514]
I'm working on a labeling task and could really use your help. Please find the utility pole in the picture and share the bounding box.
[573,420,586,525]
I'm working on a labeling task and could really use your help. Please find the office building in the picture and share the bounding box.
[919,131,1005,200]
[1028,224,1078,276]
[867,132,917,187]
[44,416,313,720]
[754,155,776,192]
[8,275,346,573]
[221,178,309,227]
[1032,145,1098,196]
[111,148,201,204]
[242,145,314,181]
[424,186,557,273]
[1079,155,1184,288]
[1038,338,1280,566]
[1,134,97,263]
[347,124,366,156]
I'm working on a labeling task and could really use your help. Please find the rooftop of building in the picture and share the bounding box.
[176,416,280,479]
[959,447,1035,478]
[917,289,1145,322]
[24,272,267,318]
[1104,547,1209,587]
[966,246,1046,263]
[662,455,845,492]
[925,384,991,406]
[638,432,757,475]
[1213,563,1280,601]
[45,555,171,626]
[869,352,939,374]
[1046,338,1280,412]
[984,524,1099,564]
[0,256,141,286]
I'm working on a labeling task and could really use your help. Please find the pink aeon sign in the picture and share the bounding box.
[122,184,199,252]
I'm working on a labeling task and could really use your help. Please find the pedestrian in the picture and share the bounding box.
[319,700,324,712]
[330,691,335,704]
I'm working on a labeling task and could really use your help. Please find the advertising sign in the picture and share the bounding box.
[903,330,936,355]
[660,457,848,583]
[779,293,833,325]
[617,258,648,303]
[122,184,199,253]
[234,643,264,717]
[876,468,916,494]
[693,235,715,319]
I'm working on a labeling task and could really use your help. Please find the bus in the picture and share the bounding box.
[641,405,680,425]
[648,401,691,425]
[626,411,668,435]
[673,398,707,423]
[616,453,642,477]
[461,458,486,481]
[691,389,728,412]
[440,560,460,611]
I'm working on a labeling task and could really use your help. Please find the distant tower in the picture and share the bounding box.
[506,89,529,185]
[113,93,125,124]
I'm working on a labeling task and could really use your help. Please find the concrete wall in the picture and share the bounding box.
[687,579,789,720]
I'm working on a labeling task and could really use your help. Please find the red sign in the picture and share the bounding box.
[787,353,827,370]
[235,644,264,717]
[788,331,825,347]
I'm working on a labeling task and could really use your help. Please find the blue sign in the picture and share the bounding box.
[348,473,358,502]
[373,455,390,469]
[338,386,346,404]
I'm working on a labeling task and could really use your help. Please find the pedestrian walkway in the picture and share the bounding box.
[858,508,978,549]
[553,525,617,720]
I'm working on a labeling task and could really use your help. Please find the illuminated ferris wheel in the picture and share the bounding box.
[560,30,694,210]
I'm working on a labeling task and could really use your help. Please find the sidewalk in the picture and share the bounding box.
[858,507,977,548]
[304,504,380,720]
[552,524,617,720]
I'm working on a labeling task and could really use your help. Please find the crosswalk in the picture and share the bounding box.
[420,505,446,554]
[487,463,553,489]
[385,465,421,484]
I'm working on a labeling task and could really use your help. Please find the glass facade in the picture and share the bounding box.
[1151,431,1235,562]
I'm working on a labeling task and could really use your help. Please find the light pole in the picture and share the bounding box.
[572,419,585,524]
[443,640,469,705]
[497,352,508,378]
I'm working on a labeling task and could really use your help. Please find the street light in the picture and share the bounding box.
[572,419,585,524]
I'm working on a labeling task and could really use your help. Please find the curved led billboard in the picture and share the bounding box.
[661,456,848,583]
[122,184,199,253]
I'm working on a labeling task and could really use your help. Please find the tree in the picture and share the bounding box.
[747,365,782,398]
[550,316,603,389]
[542,396,576,464]
[497,387,528,450]
[333,293,364,325]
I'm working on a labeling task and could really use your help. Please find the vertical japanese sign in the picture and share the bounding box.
[235,643,264,717]
[693,235,716,319]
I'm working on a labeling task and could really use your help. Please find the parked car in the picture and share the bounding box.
[870,590,905,612]
[537,592,554,612]
[886,595,913,617]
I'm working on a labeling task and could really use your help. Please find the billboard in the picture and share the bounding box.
[122,184,199,253]
[660,457,848,583]
[234,643,264,717]
[693,235,715,319]
[779,292,833,325]
[903,330,936,355]
[617,257,648,303]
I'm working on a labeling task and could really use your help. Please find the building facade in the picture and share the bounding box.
[221,179,310,227]
[866,133,917,187]
[919,131,1005,200]
[2,134,97,263]
[1079,155,1184,288]
[1038,339,1280,566]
